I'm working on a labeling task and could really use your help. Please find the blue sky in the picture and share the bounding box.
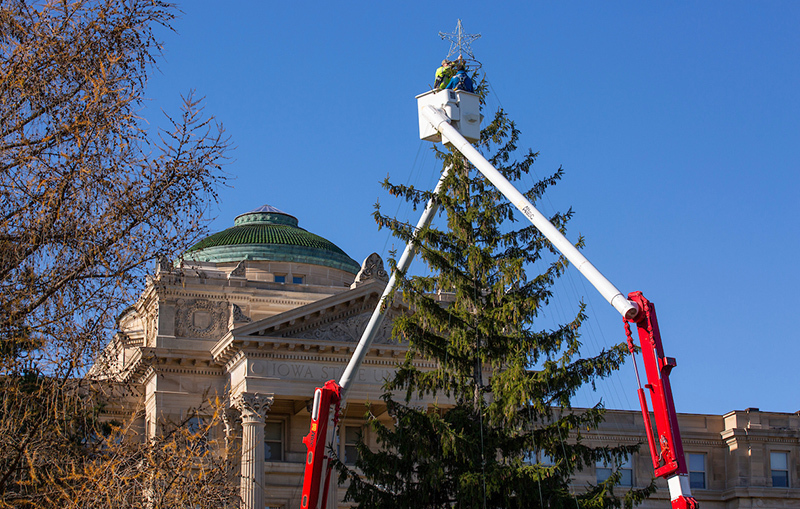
[144,2,799,415]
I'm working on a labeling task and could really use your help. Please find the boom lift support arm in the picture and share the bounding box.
[300,166,452,509]
[300,93,698,509]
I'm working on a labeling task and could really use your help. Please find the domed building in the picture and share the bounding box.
[183,204,361,275]
[93,204,800,509]
[93,204,414,509]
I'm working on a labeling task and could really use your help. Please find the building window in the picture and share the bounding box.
[186,415,203,435]
[618,456,633,486]
[688,453,706,489]
[343,426,361,465]
[264,421,283,461]
[185,415,208,451]
[524,450,554,466]
[292,275,304,284]
[596,459,612,483]
[274,275,286,283]
[771,451,789,487]
[596,456,633,486]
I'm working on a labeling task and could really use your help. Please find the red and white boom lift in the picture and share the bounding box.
[300,88,698,509]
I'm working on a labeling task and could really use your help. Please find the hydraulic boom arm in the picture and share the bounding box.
[419,97,697,509]
[300,166,452,509]
[299,90,698,509]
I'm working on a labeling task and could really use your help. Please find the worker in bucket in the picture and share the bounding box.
[446,59,474,93]
[434,59,454,89]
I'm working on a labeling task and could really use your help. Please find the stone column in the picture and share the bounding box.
[232,392,273,509]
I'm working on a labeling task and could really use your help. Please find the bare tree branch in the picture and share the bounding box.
[0,1,234,506]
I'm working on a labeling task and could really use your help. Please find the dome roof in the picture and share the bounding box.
[184,205,361,274]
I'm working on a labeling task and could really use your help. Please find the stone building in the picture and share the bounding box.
[92,204,799,509]
[586,409,800,508]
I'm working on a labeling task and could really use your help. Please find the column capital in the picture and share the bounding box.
[232,392,273,423]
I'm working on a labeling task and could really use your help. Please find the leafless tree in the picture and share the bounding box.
[0,1,233,506]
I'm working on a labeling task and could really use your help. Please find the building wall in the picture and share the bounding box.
[93,256,800,509]
[585,409,800,509]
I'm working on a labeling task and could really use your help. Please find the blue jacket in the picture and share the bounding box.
[446,70,474,93]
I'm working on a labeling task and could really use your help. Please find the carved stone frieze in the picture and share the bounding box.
[351,252,389,288]
[175,298,229,338]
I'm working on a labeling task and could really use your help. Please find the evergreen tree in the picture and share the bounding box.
[334,80,655,508]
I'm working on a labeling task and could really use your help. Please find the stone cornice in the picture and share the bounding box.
[680,437,727,447]
[236,348,410,367]
[125,347,224,382]
[582,430,725,448]
[151,285,326,309]
[212,335,411,369]
[718,486,800,501]
[223,349,247,372]
[583,433,644,444]
[166,290,227,300]
[100,407,145,418]
[118,348,147,384]
[721,427,800,443]
[211,332,238,365]
[148,364,223,377]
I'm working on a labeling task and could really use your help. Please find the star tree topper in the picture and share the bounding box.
[439,19,481,61]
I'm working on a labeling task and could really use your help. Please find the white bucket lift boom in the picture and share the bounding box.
[300,88,697,509]
[415,89,697,509]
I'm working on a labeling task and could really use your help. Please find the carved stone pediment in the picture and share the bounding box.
[225,279,408,344]
[210,281,410,371]
[283,308,402,344]
[264,283,405,344]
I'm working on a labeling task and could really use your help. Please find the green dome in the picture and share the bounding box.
[185,205,360,274]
